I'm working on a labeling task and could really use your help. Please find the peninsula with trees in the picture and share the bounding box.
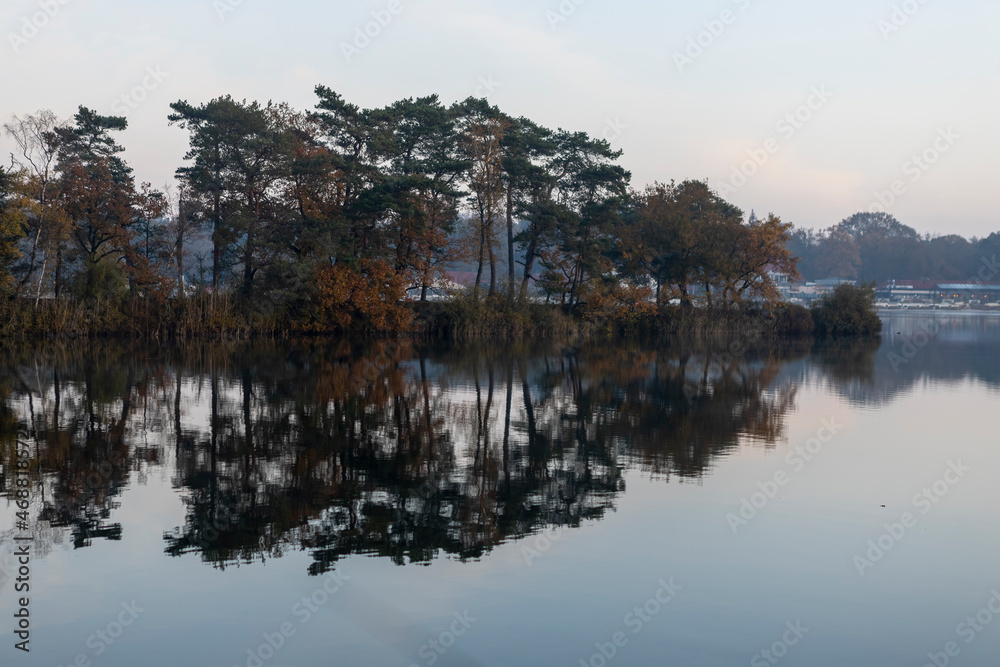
[3,88,991,338]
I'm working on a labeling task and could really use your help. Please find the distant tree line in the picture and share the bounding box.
[790,211,1000,284]
[2,88,805,333]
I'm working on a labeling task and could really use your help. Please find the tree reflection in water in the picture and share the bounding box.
[0,336,882,575]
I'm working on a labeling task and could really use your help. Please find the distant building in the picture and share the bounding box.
[876,280,937,303]
[814,278,856,293]
[935,284,1000,303]
[781,278,856,304]
[765,265,792,299]
[874,280,1000,305]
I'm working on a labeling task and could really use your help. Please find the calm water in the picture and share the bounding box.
[2,313,999,666]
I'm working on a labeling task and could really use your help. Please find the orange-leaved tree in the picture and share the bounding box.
[303,259,412,333]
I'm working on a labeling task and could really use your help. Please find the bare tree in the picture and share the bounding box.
[4,110,67,302]
[162,184,204,296]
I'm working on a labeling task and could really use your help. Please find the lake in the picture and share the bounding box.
[2,312,1000,666]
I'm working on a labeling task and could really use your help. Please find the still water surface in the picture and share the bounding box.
[1,313,999,666]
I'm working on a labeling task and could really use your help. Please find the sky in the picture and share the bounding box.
[2,0,999,237]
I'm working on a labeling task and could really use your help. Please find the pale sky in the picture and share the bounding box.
[2,0,998,237]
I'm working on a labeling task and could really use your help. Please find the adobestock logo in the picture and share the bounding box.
[877,0,931,39]
[546,0,589,31]
[340,0,411,63]
[577,578,682,667]
[868,126,958,214]
[111,66,170,116]
[673,0,754,74]
[407,611,477,667]
[750,621,810,667]
[716,86,833,198]
[213,0,245,21]
[853,460,970,577]
[7,0,73,54]
[727,417,844,534]
[921,589,1000,667]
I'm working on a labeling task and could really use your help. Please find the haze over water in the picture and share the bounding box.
[2,312,1000,666]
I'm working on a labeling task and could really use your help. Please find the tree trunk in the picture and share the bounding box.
[474,229,485,301]
[502,360,513,492]
[567,261,582,310]
[680,281,692,309]
[34,257,47,309]
[176,236,185,297]
[212,191,221,292]
[506,187,515,292]
[242,240,254,298]
[520,236,537,301]
[521,369,538,460]
[420,250,433,302]
[176,198,186,297]
[487,242,496,297]
[17,226,43,296]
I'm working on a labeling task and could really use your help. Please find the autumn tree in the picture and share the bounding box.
[706,213,799,307]
[274,105,343,277]
[304,258,411,333]
[56,107,166,299]
[0,167,28,293]
[619,180,734,308]
[457,99,508,299]
[619,182,798,309]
